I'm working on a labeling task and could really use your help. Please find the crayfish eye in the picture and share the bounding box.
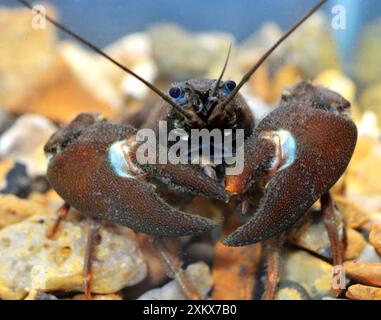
[224,80,236,92]
[169,87,181,99]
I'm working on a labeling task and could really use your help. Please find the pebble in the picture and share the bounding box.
[9,51,119,124]
[0,212,147,300]
[345,228,367,261]
[24,290,58,300]
[288,209,366,261]
[105,33,151,62]
[0,194,50,229]
[369,223,381,256]
[0,6,56,106]
[275,287,305,300]
[346,284,381,300]
[0,114,57,177]
[335,199,370,229]
[60,43,124,111]
[138,262,213,300]
[275,281,310,300]
[149,24,233,81]
[343,261,381,287]
[123,234,175,299]
[0,161,31,198]
[357,244,381,263]
[289,210,335,260]
[102,33,158,102]
[280,249,334,299]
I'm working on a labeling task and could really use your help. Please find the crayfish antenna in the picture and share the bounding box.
[210,43,232,98]
[210,0,327,119]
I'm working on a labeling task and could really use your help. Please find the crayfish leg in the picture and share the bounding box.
[46,202,71,239]
[151,237,201,300]
[262,236,285,300]
[83,218,101,300]
[320,192,346,297]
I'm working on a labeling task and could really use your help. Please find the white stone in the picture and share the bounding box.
[0,114,57,176]
[138,262,213,300]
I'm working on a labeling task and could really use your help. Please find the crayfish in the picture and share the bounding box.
[17,0,357,299]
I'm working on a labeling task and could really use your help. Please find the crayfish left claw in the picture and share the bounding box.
[46,120,218,237]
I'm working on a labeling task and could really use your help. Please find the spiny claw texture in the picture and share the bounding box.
[224,82,357,246]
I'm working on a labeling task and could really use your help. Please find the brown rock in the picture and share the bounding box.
[369,223,381,256]
[212,211,262,300]
[212,242,261,300]
[346,284,381,300]
[335,198,370,229]
[344,228,367,260]
[344,261,381,287]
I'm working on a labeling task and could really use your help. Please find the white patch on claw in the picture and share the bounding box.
[262,129,297,173]
[277,129,297,171]
[108,140,142,179]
